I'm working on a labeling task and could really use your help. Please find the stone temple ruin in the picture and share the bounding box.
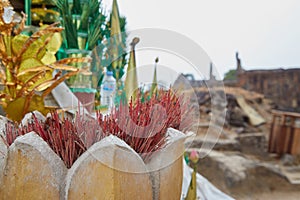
[185,52,300,112]
[232,52,300,112]
[181,54,300,199]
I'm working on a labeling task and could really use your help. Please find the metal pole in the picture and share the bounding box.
[25,0,31,25]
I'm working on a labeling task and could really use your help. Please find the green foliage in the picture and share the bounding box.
[223,69,237,81]
[53,0,128,104]
[94,15,128,88]
[53,0,107,50]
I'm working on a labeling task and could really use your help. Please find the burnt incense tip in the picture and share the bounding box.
[155,57,159,63]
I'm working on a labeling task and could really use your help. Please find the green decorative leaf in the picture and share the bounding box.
[4,95,51,122]
[12,34,28,55]
[22,37,46,60]
[19,58,43,72]
[41,51,56,65]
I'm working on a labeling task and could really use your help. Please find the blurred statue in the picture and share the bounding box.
[236,52,244,73]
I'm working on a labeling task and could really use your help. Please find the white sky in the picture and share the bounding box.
[102,0,300,80]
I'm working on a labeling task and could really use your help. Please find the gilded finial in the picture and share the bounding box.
[130,37,140,50]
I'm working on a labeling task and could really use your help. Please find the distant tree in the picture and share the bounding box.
[223,69,237,81]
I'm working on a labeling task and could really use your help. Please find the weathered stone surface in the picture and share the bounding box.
[235,133,267,156]
[21,111,46,126]
[0,138,7,180]
[194,150,251,188]
[192,149,300,197]
[0,116,8,137]
[0,132,67,200]
[227,106,248,127]
[147,128,188,200]
[65,135,153,200]
[281,154,296,166]
[237,68,300,112]
[186,138,240,152]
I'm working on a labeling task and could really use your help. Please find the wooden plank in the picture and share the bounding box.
[276,116,286,154]
[268,115,277,153]
[291,127,300,155]
[269,124,281,153]
[272,110,300,118]
[276,126,286,154]
[270,115,282,154]
[236,97,266,126]
[269,111,300,155]
[283,126,293,153]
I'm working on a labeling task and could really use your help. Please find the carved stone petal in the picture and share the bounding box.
[0,138,7,180]
[65,135,153,200]
[146,128,191,200]
[0,132,67,200]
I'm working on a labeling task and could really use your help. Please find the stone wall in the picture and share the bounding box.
[237,68,300,112]
[177,62,300,112]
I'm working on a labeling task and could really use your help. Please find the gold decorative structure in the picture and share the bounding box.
[0,0,91,121]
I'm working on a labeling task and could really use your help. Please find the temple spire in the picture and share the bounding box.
[124,37,139,103]
[150,57,159,96]
[209,62,213,80]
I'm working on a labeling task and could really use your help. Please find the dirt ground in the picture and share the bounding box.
[239,192,300,200]
[186,86,300,199]
[187,125,300,200]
